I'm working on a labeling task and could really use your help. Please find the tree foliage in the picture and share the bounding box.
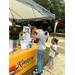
[33,0,65,19]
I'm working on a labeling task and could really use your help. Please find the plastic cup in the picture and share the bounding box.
[29,44,32,48]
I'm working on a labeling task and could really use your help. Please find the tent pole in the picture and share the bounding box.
[9,8,14,19]
[9,8,23,19]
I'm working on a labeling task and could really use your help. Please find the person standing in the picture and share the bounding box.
[9,22,22,47]
[33,21,49,75]
[46,38,58,69]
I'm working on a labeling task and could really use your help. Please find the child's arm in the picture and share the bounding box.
[51,46,56,52]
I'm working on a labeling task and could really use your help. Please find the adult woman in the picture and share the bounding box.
[34,21,49,75]
[9,22,22,47]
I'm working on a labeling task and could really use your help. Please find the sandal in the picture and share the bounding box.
[49,66,54,69]
[46,63,50,66]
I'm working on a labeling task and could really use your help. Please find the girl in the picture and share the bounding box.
[33,21,49,75]
[46,38,58,69]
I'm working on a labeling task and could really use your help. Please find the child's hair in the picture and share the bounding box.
[41,21,49,35]
[53,38,58,45]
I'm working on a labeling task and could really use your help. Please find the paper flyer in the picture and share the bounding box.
[21,40,27,50]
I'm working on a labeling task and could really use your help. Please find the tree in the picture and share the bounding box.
[33,0,65,20]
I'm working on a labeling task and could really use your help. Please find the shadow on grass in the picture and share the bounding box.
[23,47,59,75]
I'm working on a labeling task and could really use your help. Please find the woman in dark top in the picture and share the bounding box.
[9,22,22,47]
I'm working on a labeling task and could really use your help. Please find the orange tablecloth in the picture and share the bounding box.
[9,45,37,75]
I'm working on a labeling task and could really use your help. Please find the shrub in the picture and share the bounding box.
[48,26,52,33]
[58,28,65,33]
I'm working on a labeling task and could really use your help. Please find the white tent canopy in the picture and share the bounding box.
[9,0,55,22]
[16,0,55,19]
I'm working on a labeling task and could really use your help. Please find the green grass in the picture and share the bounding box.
[9,35,58,75]
[22,47,58,75]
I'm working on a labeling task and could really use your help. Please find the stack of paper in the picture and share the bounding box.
[21,40,27,50]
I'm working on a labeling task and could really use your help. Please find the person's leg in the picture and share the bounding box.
[9,39,14,48]
[13,40,15,48]
[37,50,45,73]
[37,50,42,73]
[16,39,19,45]
[41,50,45,72]
[52,57,54,67]
[46,56,52,66]
[49,57,54,69]
[49,56,52,64]
[14,39,19,47]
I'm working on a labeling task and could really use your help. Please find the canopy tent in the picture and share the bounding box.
[16,0,55,19]
[9,0,55,22]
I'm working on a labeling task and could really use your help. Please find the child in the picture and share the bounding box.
[46,38,58,69]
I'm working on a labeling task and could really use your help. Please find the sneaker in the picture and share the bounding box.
[36,73,41,75]
[41,71,43,73]
[35,69,43,73]
[33,71,41,75]
[49,66,54,69]
[46,63,50,66]
[33,71,38,75]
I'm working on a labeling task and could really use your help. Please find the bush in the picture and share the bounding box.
[9,26,11,28]
[58,28,65,33]
[58,23,65,29]
[48,26,52,33]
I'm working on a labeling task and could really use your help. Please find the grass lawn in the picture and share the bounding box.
[9,35,58,75]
